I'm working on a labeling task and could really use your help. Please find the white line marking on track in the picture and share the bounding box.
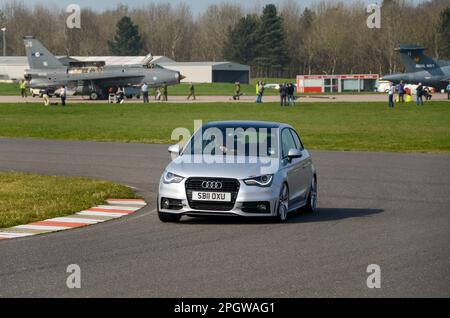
[77,211,128,217]
[0,232,35,237]
[106,200,146,206]
[15,225,71,231]
[0,232,36,238]
[48,217,104,224]
[95,205,141,211]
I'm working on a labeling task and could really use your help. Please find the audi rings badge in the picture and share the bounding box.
[202,181,223,190]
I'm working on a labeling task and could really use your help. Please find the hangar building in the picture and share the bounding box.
[160,61,250,84]
[0,56,250,84]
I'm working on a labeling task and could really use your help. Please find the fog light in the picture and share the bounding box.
[162,198,170,209]
[257,203,267,212]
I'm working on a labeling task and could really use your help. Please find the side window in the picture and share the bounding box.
[289,129,304,150]
[281,129,297,158]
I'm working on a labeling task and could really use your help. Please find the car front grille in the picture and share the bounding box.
[185,177,240,211]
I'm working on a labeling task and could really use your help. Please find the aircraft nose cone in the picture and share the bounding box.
[179,73,186,81]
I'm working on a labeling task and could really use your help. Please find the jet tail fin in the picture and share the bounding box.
[396,45,437,73]
[23,36,63,69]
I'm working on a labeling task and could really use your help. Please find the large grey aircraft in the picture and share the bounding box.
[23,36,184,100]
[382,45,450,90]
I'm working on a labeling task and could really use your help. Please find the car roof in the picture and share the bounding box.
[204,121,288,129]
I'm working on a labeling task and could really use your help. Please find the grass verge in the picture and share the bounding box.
[0,101,449,153]
[0,172,139,228]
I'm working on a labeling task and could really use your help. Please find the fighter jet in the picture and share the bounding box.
[23,36,184,100]
[382,45,450,90]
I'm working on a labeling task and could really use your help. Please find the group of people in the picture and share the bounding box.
[253,81,296,106]
[278,83,296,106]
[41,86,66,106]
[19,80,67,106]
[387,80,433,108]
[140,82,169,103]
[108,86,126,104]
[108,82,169,104]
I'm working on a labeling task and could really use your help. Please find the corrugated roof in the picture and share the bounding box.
[159,61,250,71]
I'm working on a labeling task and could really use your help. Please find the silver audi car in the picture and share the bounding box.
[158,121,317,223]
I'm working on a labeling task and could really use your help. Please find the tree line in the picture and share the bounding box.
[0,0,449,77]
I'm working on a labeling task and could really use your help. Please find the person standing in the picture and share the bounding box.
[416,83,424,106]
[255,81,260,102]
[141,82,149,103]
[60,85,66,106]
[233,81,241,100]
[397,80,405,103]
[388,82,395,108]
[287,83,295,106]
[446,82,450,100]
[279,83,287,106]
[257,82,265,103]
[162,82,168,101]
[19,80,27,98]
[187,82,196,100]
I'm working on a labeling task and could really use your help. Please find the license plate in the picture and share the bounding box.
[192,191,232,202]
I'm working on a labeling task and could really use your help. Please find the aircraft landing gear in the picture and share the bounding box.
[89,91,99,100]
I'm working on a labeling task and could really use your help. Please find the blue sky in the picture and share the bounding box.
[0,0,428,15]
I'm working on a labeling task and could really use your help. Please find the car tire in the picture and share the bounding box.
[304,176,317,213]
[275,183,289,223]
[158,211,181,223]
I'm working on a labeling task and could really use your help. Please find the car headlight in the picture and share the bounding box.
[244,174,273,187]
[163,171,184,184]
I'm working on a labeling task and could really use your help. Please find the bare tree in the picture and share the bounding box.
[192,3,243,61]
[0,0,446,77]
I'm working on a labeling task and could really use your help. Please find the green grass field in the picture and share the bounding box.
[0,83,21,96]
[0,172,138,228]
[0,101,449,153]
[169,78,296,96]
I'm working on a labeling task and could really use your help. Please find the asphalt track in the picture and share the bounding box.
[1,93,449,104]
[0,138,449,297]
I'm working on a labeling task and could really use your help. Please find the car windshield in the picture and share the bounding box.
[184,125,278,158]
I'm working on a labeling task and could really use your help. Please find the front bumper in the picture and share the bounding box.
[158,178,279,217]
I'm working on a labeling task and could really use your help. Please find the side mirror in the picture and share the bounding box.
[287,149,303,162]
[168,144,181,157]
